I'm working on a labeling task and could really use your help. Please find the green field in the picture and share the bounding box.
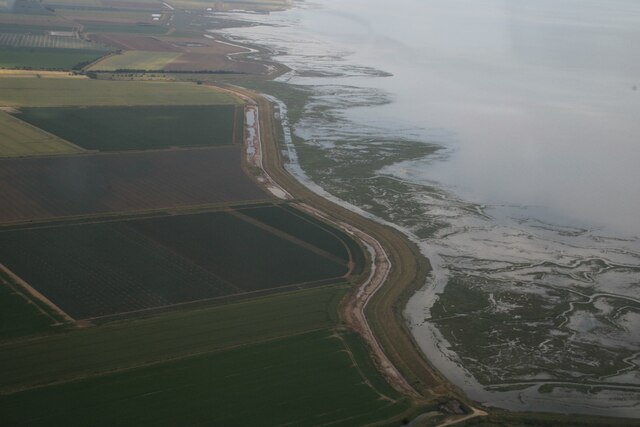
[0,46,107,70]
[0,285,344,392]
[0,77,239,106]
[88,50,180,71]
[0,111,82,157]
[0,330,411,427]
[0,278,62,341]
[14,105,237,151]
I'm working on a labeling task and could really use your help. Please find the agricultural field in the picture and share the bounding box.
[0,32,107,50]
[0,206,355,319]
[1,0,55,15]
[13,105,240,151]
[86,49,267,73]
[128,209,351,290]
[0,330,411,427]
[80,21,168,35]
[55,10,159,24]
[0,285,347,392]
[164,52,267,73]
[89,33,182,52]
[0,147,269,223]
[0,77,239,106]
[0,46,108,70]
[0,220,237,319]
[87,50,180,71]
[0,286,346,392]
[0,14,75,31]
[0,3,416,425]
[0,110,82,157]
[0,277,62,341]
[239,204,364,267]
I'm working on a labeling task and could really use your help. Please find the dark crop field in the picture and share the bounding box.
[0,207,356,319]
[0,221,239,319]
[14,105,240,151]
[130,210,350,291]
[0,147,269,224]
[0,47,107,70]
[0,330,412,427]
[239,204,366,275]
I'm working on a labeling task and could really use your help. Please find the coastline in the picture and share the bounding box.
[222,73,640,427]
[209,27,640,426]
[212,82,482,421]
[199,2,628,425]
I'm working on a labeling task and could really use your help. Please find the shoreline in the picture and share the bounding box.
[207,10,640,422]
[211,82,485,422]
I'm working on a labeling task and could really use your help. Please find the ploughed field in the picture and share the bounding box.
[11,104,243,151]
[0,147,268,223]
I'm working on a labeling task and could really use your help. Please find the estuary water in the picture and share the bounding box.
[214,0,640,417]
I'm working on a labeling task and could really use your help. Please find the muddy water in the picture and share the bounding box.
[212,0,640,417]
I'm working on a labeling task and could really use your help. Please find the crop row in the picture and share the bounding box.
[0,32,105,50]
[0,147,269,223]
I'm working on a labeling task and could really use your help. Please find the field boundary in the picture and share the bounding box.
[2,111,86,154]
[0,263,74,324]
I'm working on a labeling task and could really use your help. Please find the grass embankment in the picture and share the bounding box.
[0,111,82,157]
[243,86,455,399]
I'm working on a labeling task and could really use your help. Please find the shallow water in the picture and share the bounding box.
[213,0,640,417]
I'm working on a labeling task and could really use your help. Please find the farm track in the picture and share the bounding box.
[213,83,487,423]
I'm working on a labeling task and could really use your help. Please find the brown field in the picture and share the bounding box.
[164,52,267,73]
[89,34,182,52]
[0,147,270,224]
[85,34,267,73]
[161,37,241,55]
[162,37,267,73]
